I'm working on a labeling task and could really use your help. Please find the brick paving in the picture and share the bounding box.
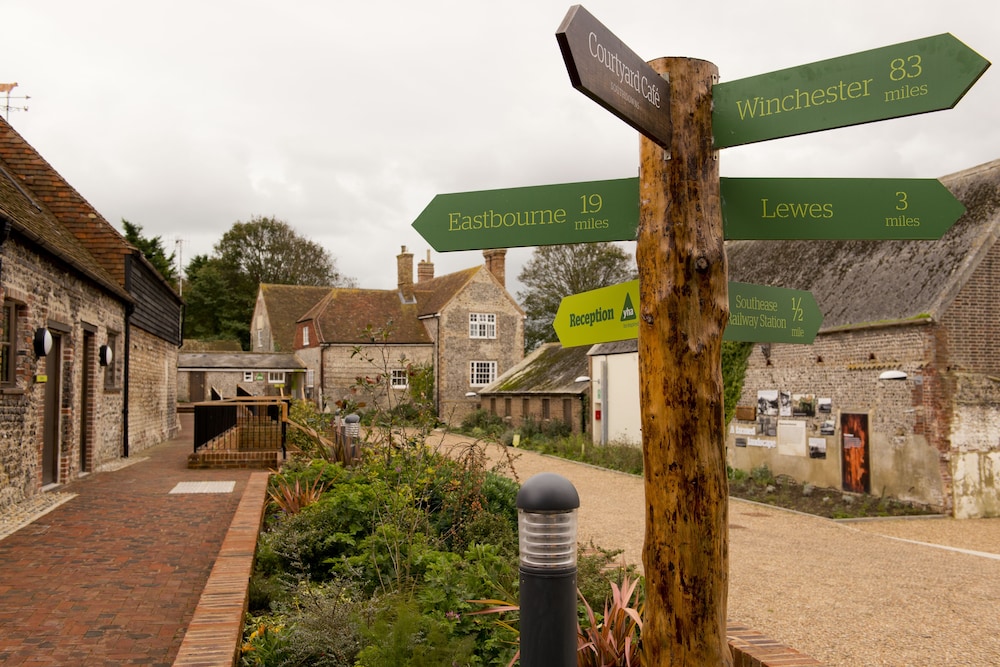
[0,413,258,666]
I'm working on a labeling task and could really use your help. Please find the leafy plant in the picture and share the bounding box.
[267,475,327,515]
[577,573,644,667]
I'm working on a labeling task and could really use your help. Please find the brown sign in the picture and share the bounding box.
[556,5,671,148]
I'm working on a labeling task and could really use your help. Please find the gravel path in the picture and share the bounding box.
[435,431,1000,666]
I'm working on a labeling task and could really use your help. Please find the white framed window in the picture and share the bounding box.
[267,371,285,384]
[256,328,263,349]
[469,313,496,339]
[391,368,408,389]
[302,325,310,346]
[243,371,254,382]
[469,360,497,387]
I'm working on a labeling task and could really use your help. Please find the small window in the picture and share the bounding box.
[268,372,285,384]
[469,361,497,387]
[469,313,496,339]
[243,371,254,382]
[302,325,310,347]
[0,301,17,386]
[104,331,120,389]
[256,328,263,349]
[391,369,408,389]
[542,398,550,420]
[504,397,511,418]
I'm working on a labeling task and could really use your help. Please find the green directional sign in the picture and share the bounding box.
[554,280,822,347]
[411,178,639,252]
[553,280,641,348]
[714,33,990,148]
[721,177,965,240]
[726,282,822,344]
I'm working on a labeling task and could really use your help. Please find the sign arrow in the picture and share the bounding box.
[713,33,990,148]
[721,177,965,240]
[554,280,822,347]
[556,4,671,148]
[411,177,639,252]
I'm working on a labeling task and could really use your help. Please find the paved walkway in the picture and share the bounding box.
[0,413,257,666]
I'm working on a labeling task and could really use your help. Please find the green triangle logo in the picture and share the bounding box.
[620,293,636,322]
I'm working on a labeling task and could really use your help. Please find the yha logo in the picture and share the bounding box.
[620,293,637,322]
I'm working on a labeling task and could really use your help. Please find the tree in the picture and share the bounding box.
[214,215,352,288]
[121,219,177,287]
[516,243,636,351]
[182,216,355,348]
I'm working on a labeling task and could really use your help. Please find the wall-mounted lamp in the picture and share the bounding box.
[879,370,908,381]
[99,344,113,367]
[465,391,478,398]
[33,327,52,357]
[574,376,590,383]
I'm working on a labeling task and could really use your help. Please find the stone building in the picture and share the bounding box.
[0,117,182,513]
[726,158,1000,518]
[254,247,524,423]
[475,342,591,435]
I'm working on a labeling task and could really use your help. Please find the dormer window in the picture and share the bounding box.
[302,324,310,346]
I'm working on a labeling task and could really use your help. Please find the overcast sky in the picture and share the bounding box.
[2,0,997,297]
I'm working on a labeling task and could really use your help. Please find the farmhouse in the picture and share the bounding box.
[252,247,524,423]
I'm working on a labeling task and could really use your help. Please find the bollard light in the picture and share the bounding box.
[516,472,580,667]
[344,413,360,439]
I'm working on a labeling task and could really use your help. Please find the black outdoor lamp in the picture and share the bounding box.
[99,344,113,367]
[516,472,580,667]
[33,327,52,357]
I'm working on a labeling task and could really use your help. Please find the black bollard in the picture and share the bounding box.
[516,472,580,667]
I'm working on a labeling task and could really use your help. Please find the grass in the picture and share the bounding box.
[509,434,938,519]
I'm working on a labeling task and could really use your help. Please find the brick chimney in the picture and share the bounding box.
[397,246,414,302]
[483,249,506,288]
[417,250,434,283]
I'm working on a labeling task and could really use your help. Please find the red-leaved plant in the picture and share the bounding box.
[469,572,643,667]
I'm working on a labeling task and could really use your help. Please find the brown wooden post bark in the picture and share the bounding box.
[638,57,732,666]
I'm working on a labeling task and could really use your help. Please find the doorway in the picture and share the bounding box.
[42,333,63,486]
[80,330,95,473]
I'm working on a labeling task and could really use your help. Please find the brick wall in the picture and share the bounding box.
[126,326,179,454]
[1,238,126,512]
[939,239,1000,374]
[728,323,950,511]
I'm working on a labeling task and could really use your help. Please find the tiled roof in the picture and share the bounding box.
[479,342,589,395]
[304,287,432,344]
[259,284,330,351]
[0,121,130,301]
[0,117,133,289]
[413,267,480,316]
[178,352,305,371]
[297,265,491,345]
[727,158,1000,330]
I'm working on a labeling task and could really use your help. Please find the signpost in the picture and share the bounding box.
[556,4,671,148]
[553,280,822,347]
[411,177,638,251]
[721,177,966,240]
[714,33,990,148]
